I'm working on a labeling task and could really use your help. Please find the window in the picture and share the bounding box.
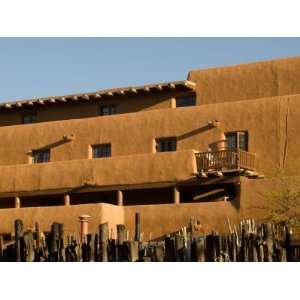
[100,105,116,116]
[23,112,37,124]
[32,149,50,164]
[225,131,248,151]
[156,137,177,152]
[176,95,196,107]
[92,144,111,158]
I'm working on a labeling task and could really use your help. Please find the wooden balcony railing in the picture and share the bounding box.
[195,149,256,173]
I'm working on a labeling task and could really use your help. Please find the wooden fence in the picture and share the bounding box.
[0,215,299,262]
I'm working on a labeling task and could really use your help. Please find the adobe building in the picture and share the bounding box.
[0,55,299,239]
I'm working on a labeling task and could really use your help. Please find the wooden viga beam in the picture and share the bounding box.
[184,81,196,89]
[193,188,226,201]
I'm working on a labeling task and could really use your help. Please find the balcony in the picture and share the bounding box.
[0,150,197,196]
[195,149,256,173]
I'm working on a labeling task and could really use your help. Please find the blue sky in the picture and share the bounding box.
[0,38,300,102]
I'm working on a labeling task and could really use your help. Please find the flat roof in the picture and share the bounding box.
[0,80,195,110]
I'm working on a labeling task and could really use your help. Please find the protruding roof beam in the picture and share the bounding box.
[169,83,176,89]
[184,81,196,89]
[129,88,137,94]
[0,80,195,109]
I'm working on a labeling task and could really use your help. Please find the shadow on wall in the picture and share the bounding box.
[177,124,212,141]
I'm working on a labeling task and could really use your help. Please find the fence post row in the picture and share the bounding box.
[0,216,296,262]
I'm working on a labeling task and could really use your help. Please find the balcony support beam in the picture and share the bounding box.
[64,194,70,206]
[173,186,180,205]
[117,190,123,206]
[14,196,21,208]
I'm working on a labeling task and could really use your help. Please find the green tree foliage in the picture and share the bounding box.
[266,175,300,228]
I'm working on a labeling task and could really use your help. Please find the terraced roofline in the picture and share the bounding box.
[0,80,196,110]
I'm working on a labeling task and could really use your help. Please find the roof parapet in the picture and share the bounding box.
[0,80,195,110]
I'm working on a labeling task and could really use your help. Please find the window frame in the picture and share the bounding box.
[91,143,112,158]
[22,112,38,124]
[155,137,177,152]
[175,94,196,108]
[99,104,117,116]
[31,149,50,164]
[225,131,248,151]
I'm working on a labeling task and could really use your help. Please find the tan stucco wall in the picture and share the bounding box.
[0,94,298,178]
[0,90,191,127]
[124,201,239,239]
[188,56,300,105]
[0,56,299,237]
[240,176,300,221]
[0,150,196,195]
[0,200,238,238]
[0,174,299,238]
[0,203,124,236]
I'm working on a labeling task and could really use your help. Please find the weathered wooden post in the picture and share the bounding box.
[99,222,109,262]
[59,223,65,262]
[0,235,3,262]
[117,224,126,261]
[165,236,175,262]
[240,223,247,262]
[15,219,23,262]
[93,233,99,262]
[134,213,141,242]
[257,225,264,262]
[285,226,292,262]
[23,230,35,262]
[175,234,185,261]
[154,244,165,262]
[264,223,274,262]
[35,222,40,253]
[82,234,92,262]
[51,222,60,262]
[195,238,206,262]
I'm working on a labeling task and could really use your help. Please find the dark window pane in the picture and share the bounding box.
[176,95,196,107]
[32,149,50,163]
[225,133,237,151]
[225,131,248,151]
[23,113,37,124]
[238,132,248,151]
[92,144,111,158]
[156,138,177,152]
[100,105,117,116]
